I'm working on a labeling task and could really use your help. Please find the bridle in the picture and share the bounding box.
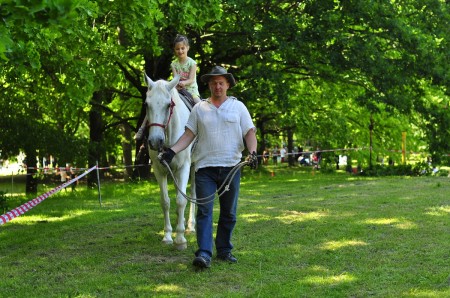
[146,98,176,130]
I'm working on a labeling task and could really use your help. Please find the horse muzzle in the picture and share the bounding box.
[148,137,165,151]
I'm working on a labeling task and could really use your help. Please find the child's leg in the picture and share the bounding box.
[140,115,147,129]
[134,115,147,140]
[193,95,201,104]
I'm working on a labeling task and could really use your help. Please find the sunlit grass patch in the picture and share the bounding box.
[406,288,450,297]
[13,209,94,224]
[425,205,450,216]
[302,272,357,285]
[362,217,418,229]
[240,212,272,223]
[153,284,184,295]
[320,239,368,251]
[275,210,328,223]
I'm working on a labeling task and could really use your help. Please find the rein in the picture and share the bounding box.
[159,158,249,205]
[147,98,176,129]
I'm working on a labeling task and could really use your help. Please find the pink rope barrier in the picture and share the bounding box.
[0,166,97,226]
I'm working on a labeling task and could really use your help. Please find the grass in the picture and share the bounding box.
[0,165,449,297]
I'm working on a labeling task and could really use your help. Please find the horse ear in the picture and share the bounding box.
[167,75,180,91]
[144,72,155,89]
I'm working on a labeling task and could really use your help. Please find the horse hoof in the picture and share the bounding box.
[162,239,173,245]
[186,228,196,234]
[175,242,187,250]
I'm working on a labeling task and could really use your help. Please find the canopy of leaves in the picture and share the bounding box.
[1,0,449,168]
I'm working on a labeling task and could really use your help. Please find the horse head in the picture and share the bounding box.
[144,73,180,151]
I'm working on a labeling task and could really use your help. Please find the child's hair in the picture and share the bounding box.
[173,34,189,48]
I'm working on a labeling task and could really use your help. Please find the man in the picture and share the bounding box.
[160,66,258,269]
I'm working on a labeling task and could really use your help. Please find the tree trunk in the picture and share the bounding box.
[25,150,38,194]
[88,91,104,187]
[287,128,295,166]
[255,117,271,166]
[121,124,133,179]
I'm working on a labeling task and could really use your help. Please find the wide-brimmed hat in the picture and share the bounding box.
[200,66,236,88]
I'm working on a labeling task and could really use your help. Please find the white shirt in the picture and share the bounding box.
[186,97,255,171]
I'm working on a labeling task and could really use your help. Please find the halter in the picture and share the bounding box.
[147,98,176,129]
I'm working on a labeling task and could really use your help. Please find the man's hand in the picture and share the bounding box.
[246,151,258,170]
[159,148,176,165]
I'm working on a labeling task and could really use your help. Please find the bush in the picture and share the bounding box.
[437,169,449,177]
[411,161,433,176]
[361,162,434,177]
[320,158,336,174]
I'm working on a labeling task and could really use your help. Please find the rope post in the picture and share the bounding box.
[96,161,102,207]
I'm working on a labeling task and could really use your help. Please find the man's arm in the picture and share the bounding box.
[244,128,257,153]
[244,128,258,169]
[159,128,196,164]
[171,128,196,153]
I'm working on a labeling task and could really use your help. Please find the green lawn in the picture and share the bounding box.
[0,166,449,297]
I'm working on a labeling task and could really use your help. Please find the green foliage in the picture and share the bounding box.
[0,0,449,175]
[204,0,449,164]
[437,169,449,177]
[318,160,336,174]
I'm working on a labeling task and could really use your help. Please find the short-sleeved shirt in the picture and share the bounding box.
[171,57,200,98]
[186,96,255,171]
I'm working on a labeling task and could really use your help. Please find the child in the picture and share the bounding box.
[171,34,201,103]
[135,34,200,140]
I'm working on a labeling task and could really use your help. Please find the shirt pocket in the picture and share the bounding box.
[225,115,239,123]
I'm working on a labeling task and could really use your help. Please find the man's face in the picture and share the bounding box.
[208,76,230,98]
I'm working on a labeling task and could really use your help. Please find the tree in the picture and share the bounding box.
[196,0,449,164]
[1,0,449,195]
[1,0,223,190]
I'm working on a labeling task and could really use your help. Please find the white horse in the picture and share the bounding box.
[144,73,196,250]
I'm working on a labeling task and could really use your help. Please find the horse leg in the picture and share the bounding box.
[158,175,173,245]
[186,165,196,233]
[174,194,187,250]
[173,167,190,250]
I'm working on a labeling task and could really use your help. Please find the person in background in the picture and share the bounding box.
[280,146,287,163]
[58,165,68,191]
[159,66,258,269]
[263,149,269,165]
